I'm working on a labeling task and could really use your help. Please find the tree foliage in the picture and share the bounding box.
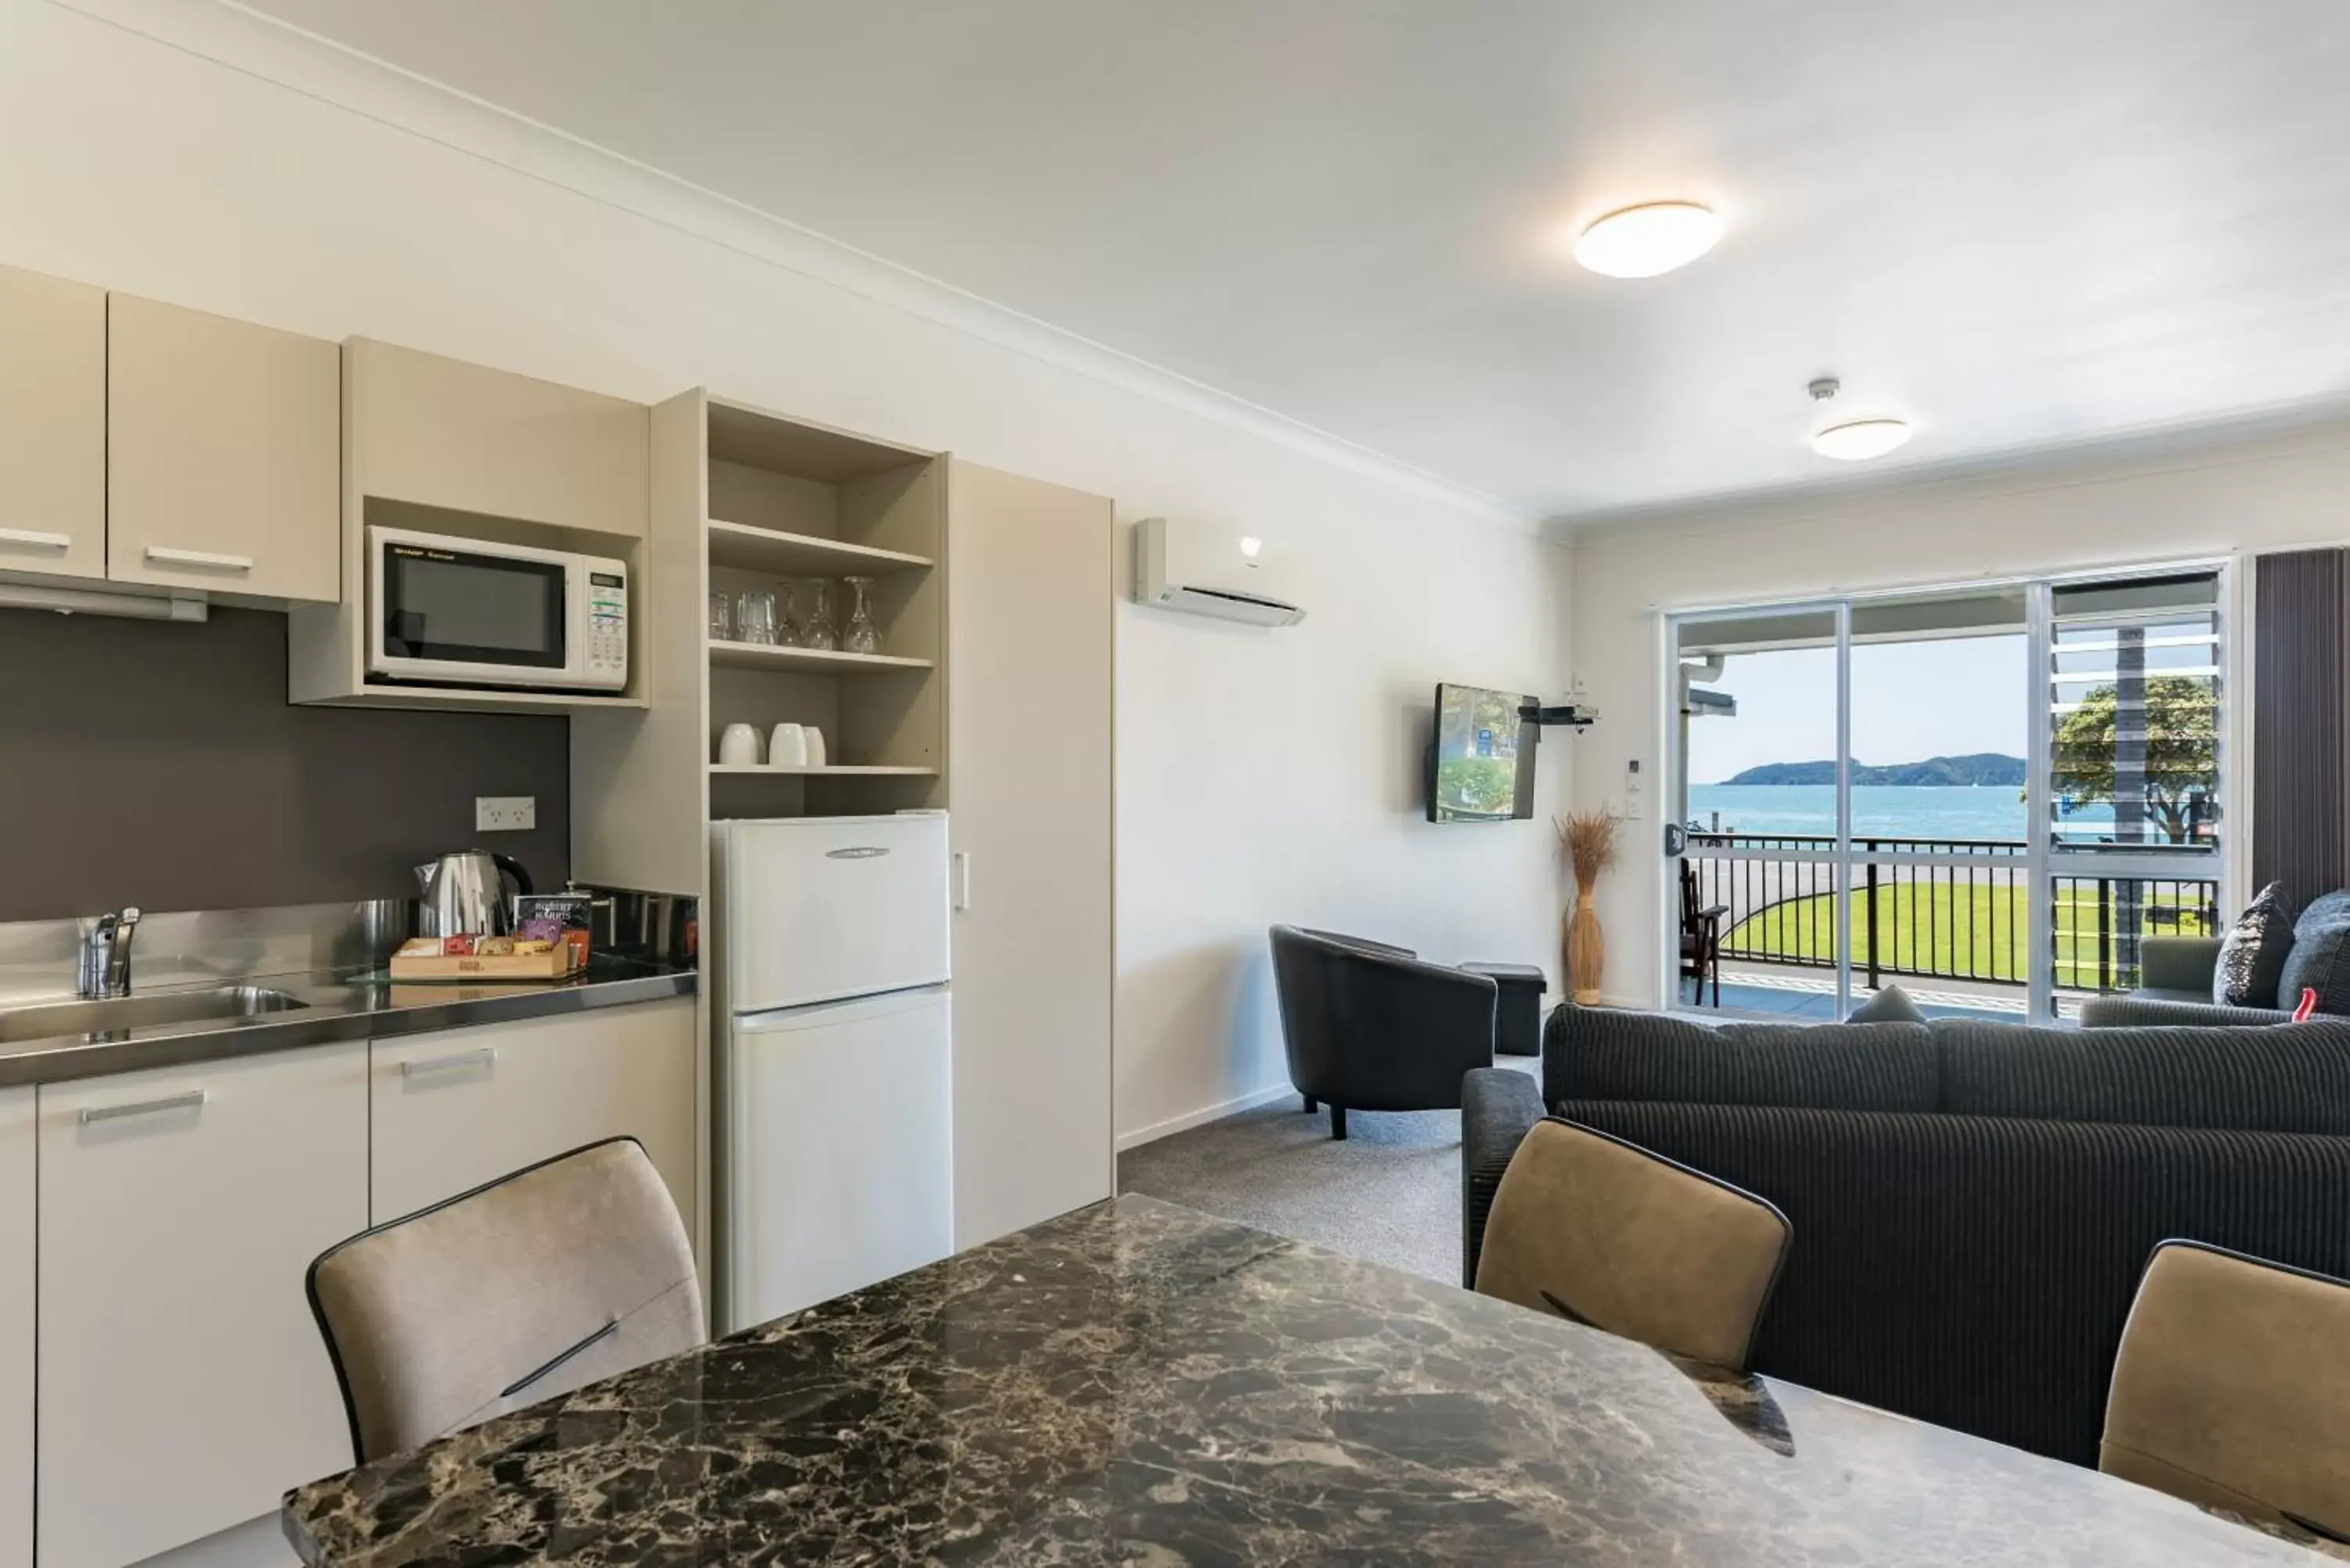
[2050,677,2218,842]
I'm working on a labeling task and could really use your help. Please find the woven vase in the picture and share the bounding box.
[1568,886,1604,1005]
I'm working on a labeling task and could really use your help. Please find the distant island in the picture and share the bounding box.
[1721,753,2026,787]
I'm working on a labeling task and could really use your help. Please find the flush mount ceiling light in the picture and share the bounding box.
[1805,376,1913,461]
[1571,201,1723,278]
[1811,418,1914,461]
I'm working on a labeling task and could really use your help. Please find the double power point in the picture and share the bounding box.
[474,796,537,833]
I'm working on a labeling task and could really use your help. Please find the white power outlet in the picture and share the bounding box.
[475,796,537,833]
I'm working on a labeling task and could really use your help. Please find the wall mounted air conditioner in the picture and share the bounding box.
[1133,516,1306,627]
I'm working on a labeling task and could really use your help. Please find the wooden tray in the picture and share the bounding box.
[388,948,578,982]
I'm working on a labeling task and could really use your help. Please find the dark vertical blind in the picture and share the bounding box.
[2253,548,2350,911]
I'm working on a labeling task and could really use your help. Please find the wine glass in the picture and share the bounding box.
[800,580,837,652]
[842,576,881,656]
[776,579,805,648]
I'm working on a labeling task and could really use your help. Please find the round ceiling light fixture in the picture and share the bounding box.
[1811,417,1914,461]
[1571,201,1723,278]
[1805,376,1912,461]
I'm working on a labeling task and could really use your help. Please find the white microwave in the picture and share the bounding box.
[366,525,629,692]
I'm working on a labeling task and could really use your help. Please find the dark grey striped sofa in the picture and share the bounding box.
[1462,1003,2350,1466]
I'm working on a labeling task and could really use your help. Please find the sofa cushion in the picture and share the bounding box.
[1935,1017,2350,1133]
[2279,904,2350,1015]
[1849,984,1926,1024]
[2213,881,2293,1007]
[1544,1003,1940,1113]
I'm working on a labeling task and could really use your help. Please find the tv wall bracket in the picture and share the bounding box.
[1520,702,1597,729]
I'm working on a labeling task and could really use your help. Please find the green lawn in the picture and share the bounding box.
[1725,883,2208,990]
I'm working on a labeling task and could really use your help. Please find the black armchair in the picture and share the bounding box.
[1269,925,1498,1140]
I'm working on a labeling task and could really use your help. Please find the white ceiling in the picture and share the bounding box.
[237,0,2350,521]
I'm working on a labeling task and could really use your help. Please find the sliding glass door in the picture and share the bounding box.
[1669,565,2225,1021]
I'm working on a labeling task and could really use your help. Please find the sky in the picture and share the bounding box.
[1687,635,2027,784]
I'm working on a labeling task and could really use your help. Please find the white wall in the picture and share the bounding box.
[0,0,1573,1147]
[1570,417,2350,1005]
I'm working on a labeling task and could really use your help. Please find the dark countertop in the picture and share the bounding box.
[0,958,696,1088]
[282,1194,2328,1566]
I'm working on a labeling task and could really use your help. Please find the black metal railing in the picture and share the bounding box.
[1687,832,2218,994]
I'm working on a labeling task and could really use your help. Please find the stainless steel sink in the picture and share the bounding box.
[0,985,309,1044]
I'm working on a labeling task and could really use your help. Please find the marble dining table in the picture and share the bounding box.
[283,1193,2331,1566]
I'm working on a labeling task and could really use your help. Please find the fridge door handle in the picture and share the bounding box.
[953,851,971,912]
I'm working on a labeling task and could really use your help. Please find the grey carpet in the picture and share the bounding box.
[1116,1058,1538,1287]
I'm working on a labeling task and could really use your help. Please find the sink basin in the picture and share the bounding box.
[0,985,309,1045]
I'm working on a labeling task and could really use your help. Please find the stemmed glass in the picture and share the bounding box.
[776,580,805,648]
[843,576,881,656]
[800,580,838,652]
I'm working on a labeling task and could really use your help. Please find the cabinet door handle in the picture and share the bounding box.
[80,1089,207,1125]
[400,1047,497,1077]
[144,546,254,573]
[0,528,71,551]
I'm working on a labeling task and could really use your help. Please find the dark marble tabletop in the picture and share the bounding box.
[283,1194,2326,1566]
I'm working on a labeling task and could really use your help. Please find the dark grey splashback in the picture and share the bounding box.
[0,605,568,921]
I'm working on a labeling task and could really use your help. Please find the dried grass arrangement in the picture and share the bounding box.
[1558,809,1622,892]
[1556,808,1622,1003]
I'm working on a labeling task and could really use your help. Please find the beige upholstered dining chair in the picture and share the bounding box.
[1474,1118,1791,1370]
[306,1136,707,1464]
[2102,1240,2350,1539]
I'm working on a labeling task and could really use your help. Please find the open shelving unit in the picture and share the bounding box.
[699,397,946,823]
[568,389,953,906]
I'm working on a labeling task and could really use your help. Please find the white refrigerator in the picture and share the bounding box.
[713,813,953,1333]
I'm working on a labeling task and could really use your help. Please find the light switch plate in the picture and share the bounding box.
[475,796,537,833]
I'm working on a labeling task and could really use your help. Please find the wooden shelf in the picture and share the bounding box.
[708,764,938,778]
[707,641,934,675]
[707,518,932,576]
[320,684,647,714]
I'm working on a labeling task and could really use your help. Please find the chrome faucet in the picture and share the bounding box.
[76,907,141,999]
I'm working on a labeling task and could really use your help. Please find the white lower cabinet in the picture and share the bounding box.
[371,1000,696,1230]
[36,1047,368,1568]
[1,1089,33,1568]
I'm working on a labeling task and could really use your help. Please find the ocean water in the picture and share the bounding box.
[1686,783,2117,841]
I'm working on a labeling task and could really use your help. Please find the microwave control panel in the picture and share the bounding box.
[587,565,630,685]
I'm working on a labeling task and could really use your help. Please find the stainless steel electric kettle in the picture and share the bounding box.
[414,851,533,937]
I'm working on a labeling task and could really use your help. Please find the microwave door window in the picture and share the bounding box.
[384,550,567,668]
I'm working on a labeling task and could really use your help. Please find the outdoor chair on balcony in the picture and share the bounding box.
[1679,859,1728,1008]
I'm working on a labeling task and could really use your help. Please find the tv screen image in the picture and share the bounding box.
[1427,683,1537,822]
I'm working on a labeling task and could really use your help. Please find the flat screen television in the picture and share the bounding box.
[1426,683,1537,822]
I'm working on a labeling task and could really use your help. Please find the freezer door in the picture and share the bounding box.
[725,988,953,1331]
[721,814,949,1013]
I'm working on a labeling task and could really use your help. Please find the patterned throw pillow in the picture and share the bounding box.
[2214,881,2294,1008]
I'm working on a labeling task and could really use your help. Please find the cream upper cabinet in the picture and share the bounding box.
[0,1089,31,1568]
[36,1046,367,1568]
[107,293,340,603]
[945,461,1115,1249]
[370,1000,696,1228]
[0,267,105,584]
[349,338,649,539]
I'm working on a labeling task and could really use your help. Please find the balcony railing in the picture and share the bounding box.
[1687,832,2219,995]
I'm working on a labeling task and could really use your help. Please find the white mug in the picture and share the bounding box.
[768,723,809,768]
[718,723,761,767]
[803,726,826,768]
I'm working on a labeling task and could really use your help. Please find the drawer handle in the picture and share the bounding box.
[80,1089,207,1125]
[0,528,71,551]
[144,546,254,573]
[401,1047,497,1077]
